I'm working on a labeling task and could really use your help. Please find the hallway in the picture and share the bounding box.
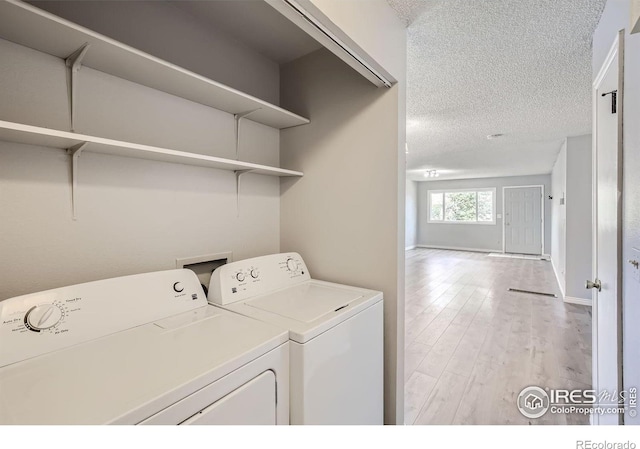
[404,248,592,424]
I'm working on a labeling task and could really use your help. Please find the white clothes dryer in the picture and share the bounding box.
[208,253,383,424]
[0,269,289,424]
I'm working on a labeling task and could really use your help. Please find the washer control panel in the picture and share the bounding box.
[209,252,310,305]
[0,269,207,367]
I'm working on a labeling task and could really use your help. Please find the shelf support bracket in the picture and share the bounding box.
[65,43,91,132]
[234,170,253,217]
[233,108,261,160]
[67,142,88,221]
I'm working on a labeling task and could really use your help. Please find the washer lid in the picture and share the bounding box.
[220,280,383,343]
[246,283,363,322]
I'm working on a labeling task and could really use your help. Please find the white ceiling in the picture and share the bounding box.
[387,0,606,181]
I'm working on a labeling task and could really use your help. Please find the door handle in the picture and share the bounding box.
[586,279,602,292]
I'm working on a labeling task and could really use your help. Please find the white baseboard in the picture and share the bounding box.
[416,244,498,253]
[405,245,417,251]
[550,258,566,298]
[564,296,592,307]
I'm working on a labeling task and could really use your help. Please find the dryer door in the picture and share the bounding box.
[180,370,276,425]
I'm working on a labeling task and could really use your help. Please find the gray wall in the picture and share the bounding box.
[551,141,567,293]
[550,135,593,300]
[30,1,280,105]
[280,0,406,424]
[593,0,640,424]
[417,175,552,253]
[565,134,593,300]
[405,180,418,249]
[0,6,281,300]
[279,46,405,423]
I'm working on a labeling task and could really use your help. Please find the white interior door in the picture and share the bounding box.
[591,32,624,425]
[504,186,543,255]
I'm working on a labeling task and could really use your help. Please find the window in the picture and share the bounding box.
[428,188,496,224]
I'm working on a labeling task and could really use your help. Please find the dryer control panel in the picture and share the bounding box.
[0,269,207,367]
[209,253,310,305]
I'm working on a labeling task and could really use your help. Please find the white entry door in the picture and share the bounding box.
[504,186,543,255]
[590,32,624,425]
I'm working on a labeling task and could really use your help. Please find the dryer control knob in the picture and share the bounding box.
[236,272,246,282]
[286,258,298,272]
[250,269,259,279]
[25,304,63,331]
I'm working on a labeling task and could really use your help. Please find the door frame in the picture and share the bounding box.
[502,185,545,255]
[591,30,624,425]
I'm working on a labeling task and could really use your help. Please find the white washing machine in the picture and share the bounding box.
[208,252,383,425]
[0,269,289,425]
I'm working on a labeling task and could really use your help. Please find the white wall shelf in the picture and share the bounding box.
[0,119,302,220]
[0,0,310,130]
[0,120,304,177]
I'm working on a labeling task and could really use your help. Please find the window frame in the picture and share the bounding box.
[427,187,497,225]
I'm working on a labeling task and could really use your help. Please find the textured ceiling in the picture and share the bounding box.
[387,0,607,181]
[385,0,440,27]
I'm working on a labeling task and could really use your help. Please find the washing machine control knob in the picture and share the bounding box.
[25,304,63,331]
[250,269,259,279]
[236,272,245,282]
[286,258,298,272]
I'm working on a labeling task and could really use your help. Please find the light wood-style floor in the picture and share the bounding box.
[404,248,592,425]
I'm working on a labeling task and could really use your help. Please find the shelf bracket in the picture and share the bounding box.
[67,142,88,221]
[65,43,91,132]
[234,169,253,217]
[233,108,261,160]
